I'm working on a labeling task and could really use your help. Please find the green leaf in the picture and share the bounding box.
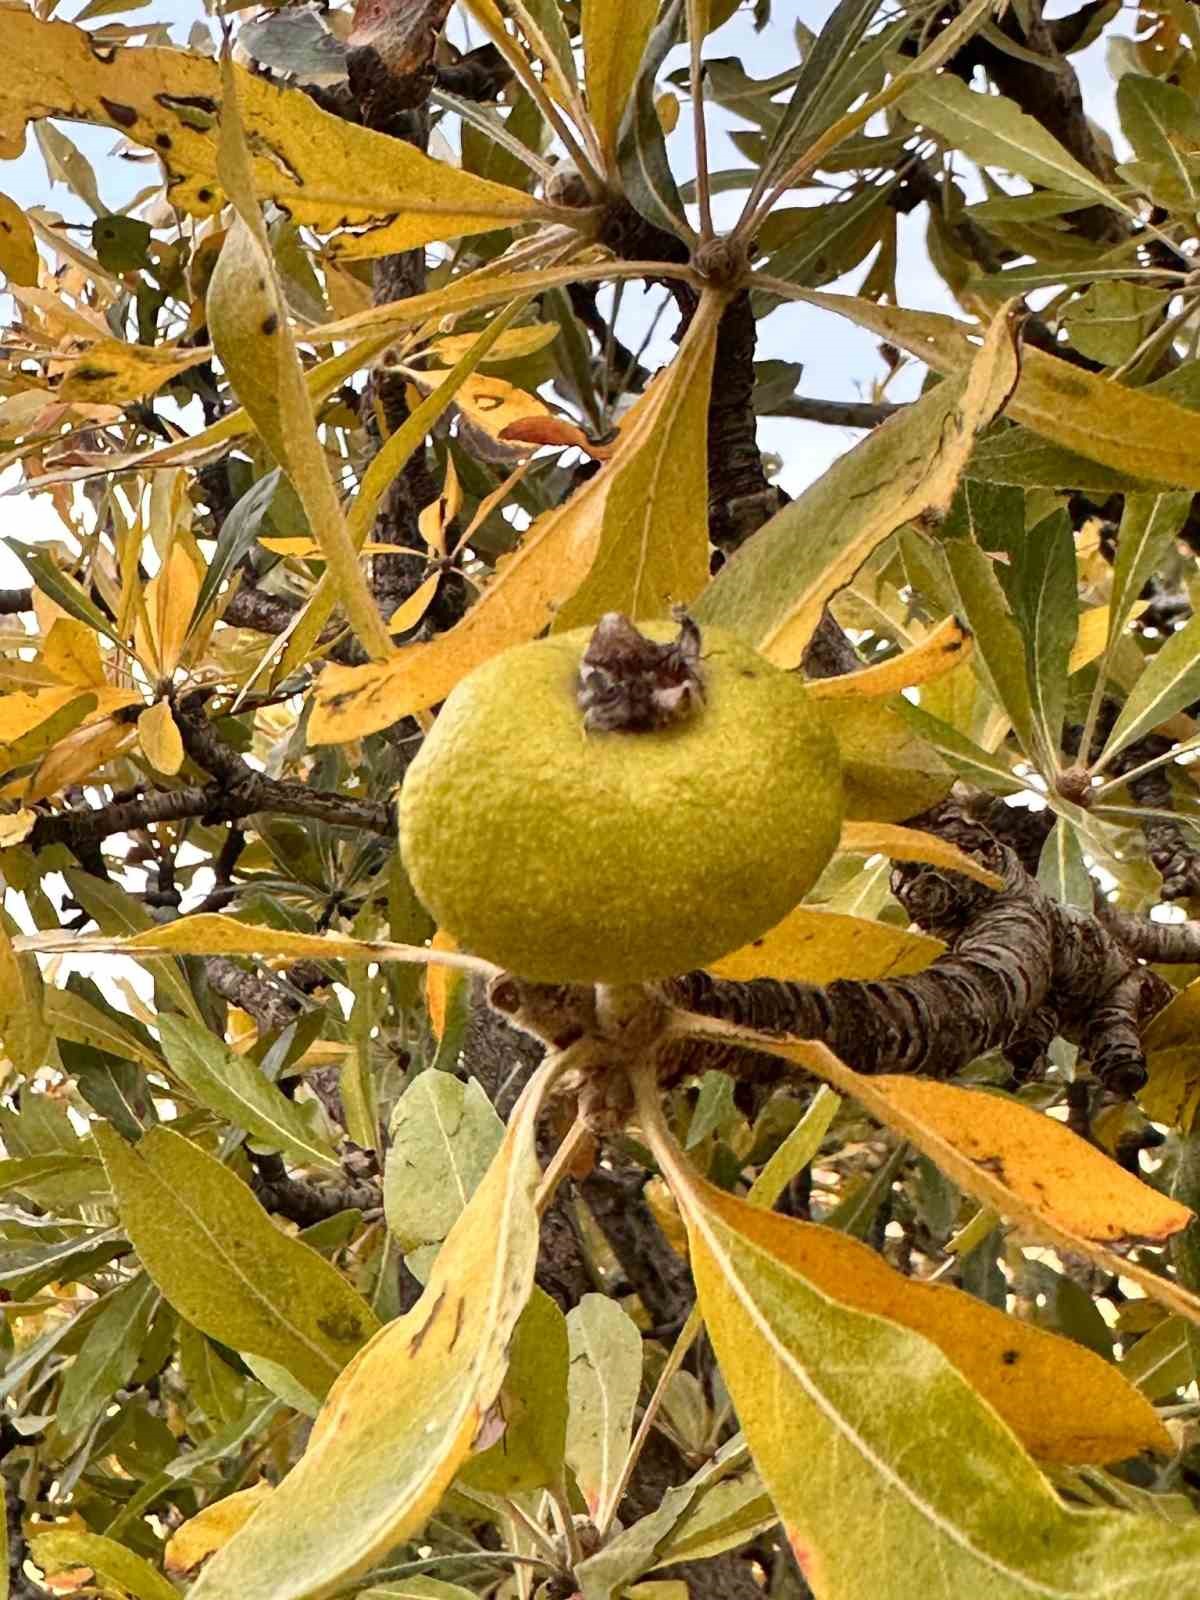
[1061,282,1166,366]
[762,0,893,178]
[30,1531,178,1600]
[1098,613,1200,766]
[1107,491,1191,649]
[91,214,152,273]
[193,469,282,626]
[95,1124,378,1398]
[942,538,1037,755]
[188,1057,557,1600]
[1119,1316,1193,1402]
[1010,510,1077,764]
[616,0,690,240]
[458,1287,569,1493]
[751,185,888,312]
[1037,821,1092,911]
[384,1073,504,1253]
[157,1015,340,1173]
[54,1273,158,1443]
[566,1293,644,1524]
[1118,75,1200,209]
[901,72,1125,214]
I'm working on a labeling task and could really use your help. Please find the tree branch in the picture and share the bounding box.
[666,802,1171,1097]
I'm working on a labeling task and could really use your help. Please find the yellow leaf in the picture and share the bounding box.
[54,338,211,406]
[837,821,1004,889]
[0,808,36,847]
[633,1068,1200,1598]
[699,305,1020,661]
[309,293,724,741]
[0,685,89,743]
[136,542,200,677]
[418,455,462,557]
[41,618,104,687]
[428,323,559,365]
[791,289,1200,491]
[582,0,661,164]
[710,907,944,984]
[165,1484,274,1577]
[0,13,557,260]
[419,370,550,442]
[387,572,442,635]
[656,92,681,134]
[24,717,137,804]
[651,1126,1169,1462]
[425,930,461,1042]
[206,55,390,663]
[189,1056,559,1600]
[13,915,489,979]
[684,1025,1200,1330]
[1140,1046,1200,1132]
[0,189,37,286]
[138,701,184,776]
[0,908,50,1074]
[806,616,974,699]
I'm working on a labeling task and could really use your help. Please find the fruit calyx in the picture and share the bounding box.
[576,609,705,734]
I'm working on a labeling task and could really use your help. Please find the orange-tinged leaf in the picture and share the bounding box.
[498,415,616,459]
[422,370,550,441]
[30,1531,177,1600]
[661,1144,1169,1461]
[675,1022,1200,1330]
[806,616,973,700]
[189,1055,560,1600]
[308,293,723,742]
[0,189,37,286]
[0,13,558,260]
[138,700,185,776]
[425,930,461,1042]
[41,618,104,687]
[633,1069,1200,1599]
[837,821,1004,889]
[165,1484,274,1577]
[710,907,944,985]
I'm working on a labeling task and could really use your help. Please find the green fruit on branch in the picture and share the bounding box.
[399,613,845,985]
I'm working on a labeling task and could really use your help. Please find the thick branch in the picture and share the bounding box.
[667,804,1170,1096]
[249,1150,381,1226]
[204,957,306,1034]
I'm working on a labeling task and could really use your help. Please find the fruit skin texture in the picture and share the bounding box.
[399,621,845,985]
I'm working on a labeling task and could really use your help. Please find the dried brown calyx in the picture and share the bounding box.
[576,611,705,734]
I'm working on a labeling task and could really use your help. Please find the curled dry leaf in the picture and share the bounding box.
[498,415,616,459]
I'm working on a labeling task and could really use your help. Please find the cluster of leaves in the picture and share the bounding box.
[7,0,1200,1596]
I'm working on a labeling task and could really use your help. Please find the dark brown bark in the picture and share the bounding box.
[667,803,1171,1097]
